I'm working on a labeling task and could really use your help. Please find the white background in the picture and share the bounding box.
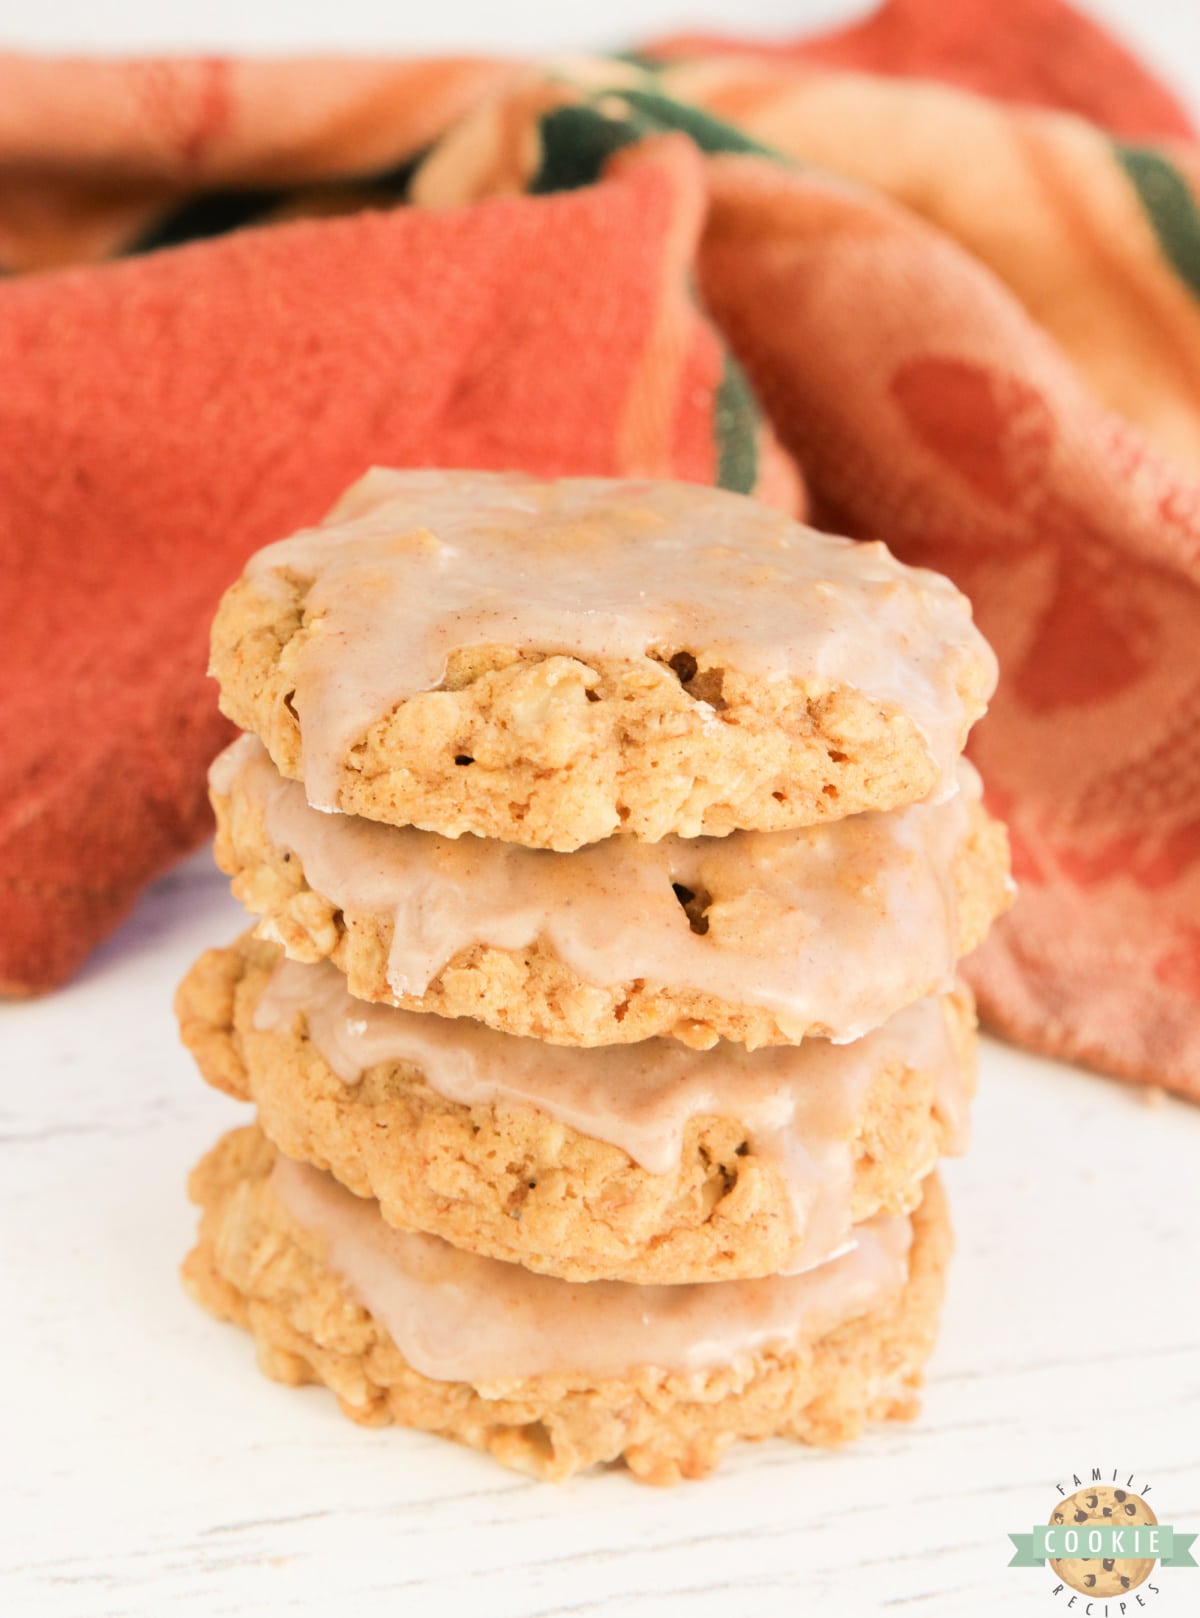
[0,0,1196,104]
[2,4,1200,1617]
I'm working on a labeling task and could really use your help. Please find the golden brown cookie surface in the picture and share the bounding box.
[182,1126,952,1484]
[211,742,1012,1050]
[210,470,996,849]
[175,933,976,1283]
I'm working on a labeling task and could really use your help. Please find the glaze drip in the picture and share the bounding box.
[270,1153,914,1383]
[253,952,968,1272]
[238,469,996,809]
[216,735,978,1044]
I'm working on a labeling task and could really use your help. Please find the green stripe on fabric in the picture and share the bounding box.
[714,353,759,494]
[1115,141,1200,301]
[126,153,424,257]
[530,105,640,194]
[532,79,786,195]
[617,88,780,159]
[609,51,667,72]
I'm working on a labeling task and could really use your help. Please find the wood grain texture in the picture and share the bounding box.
[2,851,1198,1617]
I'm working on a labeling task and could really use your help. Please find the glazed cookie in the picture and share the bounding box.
[183,1127,952,1484]
[211,736,1012,1049]
[209,470,997,849]
[176,934,976,1283]
[1048,1487,1158,1597]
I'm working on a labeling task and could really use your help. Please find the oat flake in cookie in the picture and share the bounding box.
[209,470,997,849]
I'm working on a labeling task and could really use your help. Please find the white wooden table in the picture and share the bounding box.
[3,850,1199,1618]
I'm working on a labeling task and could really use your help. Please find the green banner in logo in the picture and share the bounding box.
[1008,1525,1198,1568]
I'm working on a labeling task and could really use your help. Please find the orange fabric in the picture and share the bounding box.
[2,140,792,994]
[653,0,1195,140]
[4,0,1200,1103]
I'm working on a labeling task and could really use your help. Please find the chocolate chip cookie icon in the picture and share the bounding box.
[1049,1487,1158,1596]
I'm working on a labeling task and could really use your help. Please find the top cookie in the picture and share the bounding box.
[210,469,997,850]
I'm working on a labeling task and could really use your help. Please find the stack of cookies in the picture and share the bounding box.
[176,470,1011,1484]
